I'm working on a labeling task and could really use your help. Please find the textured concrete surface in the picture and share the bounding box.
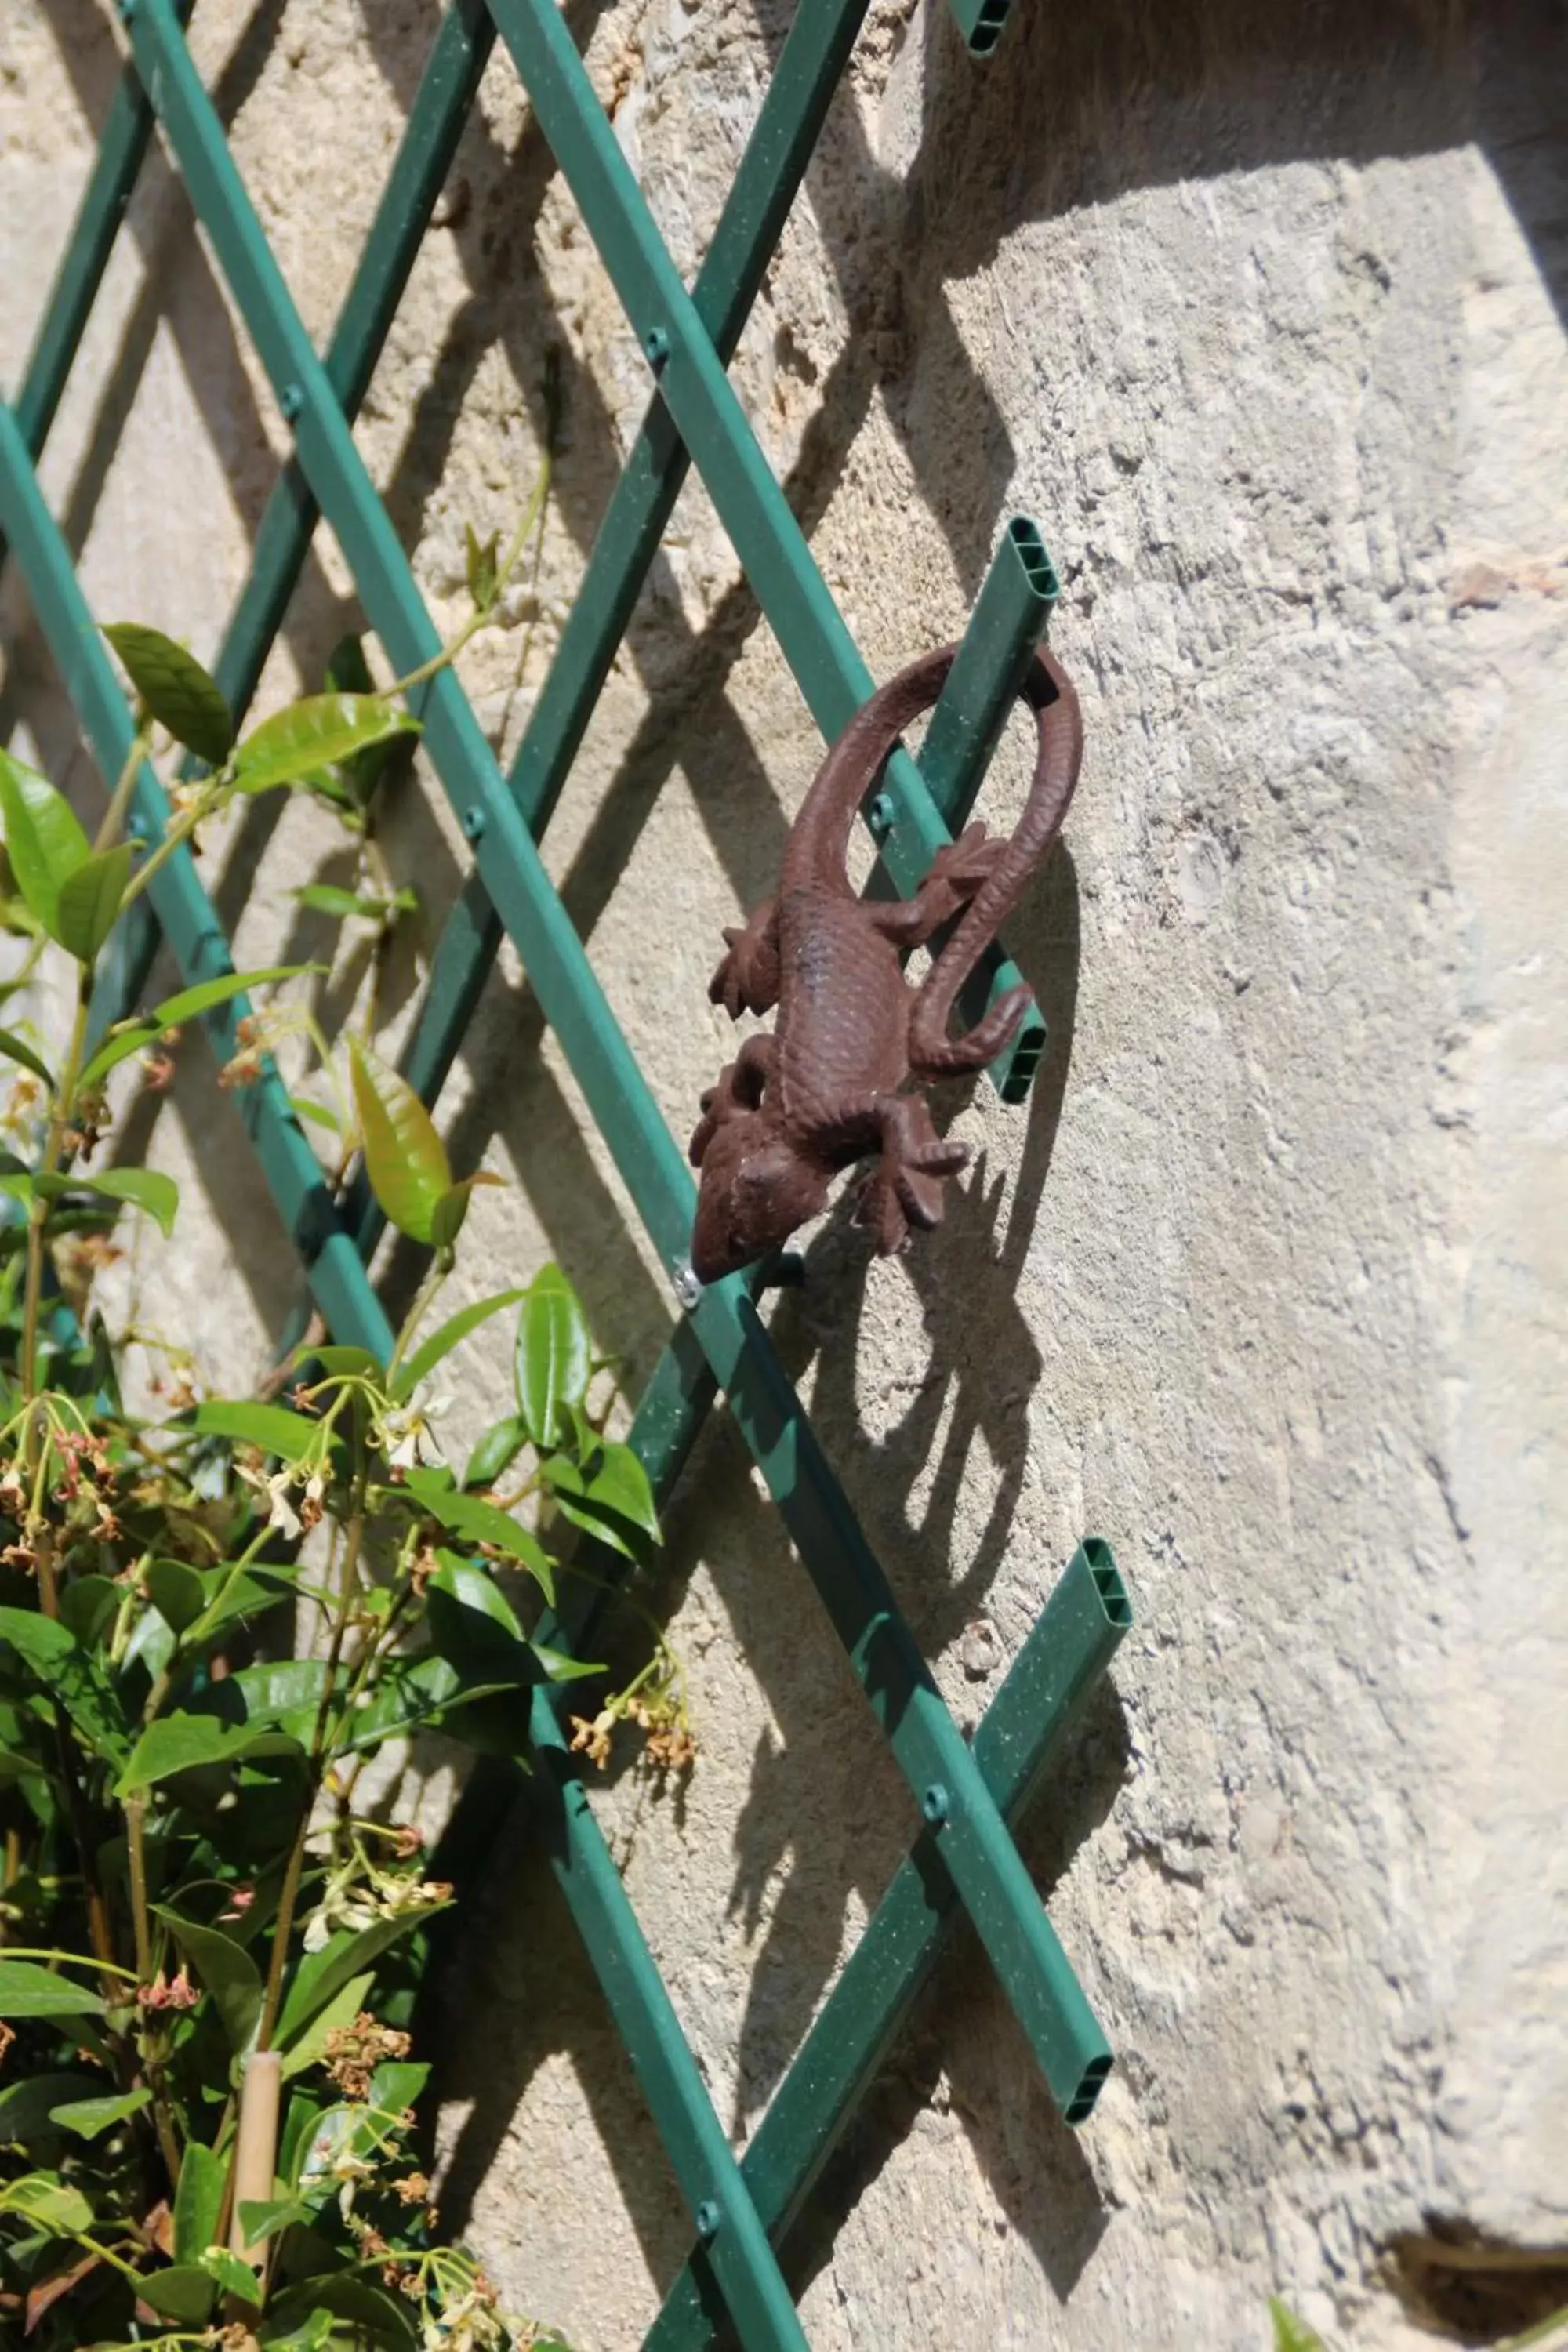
[2,0,1566,2345]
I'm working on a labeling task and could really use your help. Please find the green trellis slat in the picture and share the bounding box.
[114,0,1112,2122]
[648,1541,1130,2351]
[93,0,498,1045]
[0,416,813,2351]
[0,0,1132,2337]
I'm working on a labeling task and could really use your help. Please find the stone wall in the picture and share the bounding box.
[2,0,1565,2343]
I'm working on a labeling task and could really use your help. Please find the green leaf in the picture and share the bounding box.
[292,883,379,920]
[58,1573,118,1646]
[53,843,132,964]
[466,523,500,612]
[234,2195,310,2249]
[1269,2305,1328,2352]
[117,1711,274,1794]
[0,1606,129,1761]
[278,1970,373,2081]
[403,1466,554,1598]
[232,695,419,796]
[429,1171,503,1251]
[539,1446,657,1559]
[514,1264,591,1449]
[583,1439,659,1539]
[288,1091,341,1134]
[229,1657,325,1737]
[191,1397,325,1461]
[78,965,317,1092]
[0,2071,102,2143]
[0,749,89,942]
[0,1957,105,2020]
[0,2171,94,2234]
[294,883,415,924]
[0,1026,53,1090]
[267,2274,417,2350]
[306,1344,383,1381]
[151,964,316,1033]
[184,1563,296,1652]
[530,1640,603,1686]
[153,1906,263,2052]
[103,623,234,767]
[428,1561,527,1682]
[145,1556,206,1634]
[463,1412,528,1490]
[74,1167,178,1238]
[136,2263,217,2324]
[174,2138,225,2263]
[338,1651,510,1754]
[259,2306,334,2352]
[348,1036,449,1244]
[275,1913,432,2049]
[391,1287,526,1404]
[200,2245,263,2307]
[47,2086,151,2140]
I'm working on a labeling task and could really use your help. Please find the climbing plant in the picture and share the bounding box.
[0,609,683,2347]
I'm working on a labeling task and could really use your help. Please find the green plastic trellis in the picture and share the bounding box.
[0,0,1133,2342]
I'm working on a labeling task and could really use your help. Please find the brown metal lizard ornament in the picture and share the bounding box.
[688,641,1083,1283]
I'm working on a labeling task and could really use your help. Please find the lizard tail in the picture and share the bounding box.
[909,647,1083,1072]
[790,646,961,887]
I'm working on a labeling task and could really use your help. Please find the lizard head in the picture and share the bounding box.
[690,1114,832,1283]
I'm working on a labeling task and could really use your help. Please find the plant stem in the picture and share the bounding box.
[385,456,552,703]
[116,780,222,918]
[256,1479,367,2050]
[124,1797,152,1982]
[93,717,153,853]
[21,971,91,1409]
[386,1247,453,1387]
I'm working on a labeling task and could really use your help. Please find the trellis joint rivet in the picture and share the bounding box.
[461,806,485,840]
[118,0,136,21]
[867,793,895,840]
[279,383,304,423]
[672,1261,702,1311]
[922,1782,949,1824]
[644,326,670,372]
[694,2200,721,2241]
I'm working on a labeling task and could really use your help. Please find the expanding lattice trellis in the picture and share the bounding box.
[0,0,1133,2341]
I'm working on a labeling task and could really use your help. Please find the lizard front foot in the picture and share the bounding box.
[689,1032,775,1167]
[709,897,781,1021]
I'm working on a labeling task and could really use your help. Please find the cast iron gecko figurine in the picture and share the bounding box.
[688,641,1083,1282]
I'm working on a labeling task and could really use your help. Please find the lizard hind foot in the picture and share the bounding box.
[856,1122,970,1255]
[929,819,1007,898]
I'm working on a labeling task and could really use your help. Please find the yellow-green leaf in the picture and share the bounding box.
[0,2172,94,2234]
[348,1036,449,1244]
[0,749,89,941]
[232,695,419,796]
[429,1171,502,1252]
[1270,2303,1329,2352]
[103,623,234,768]
[74,1167,178,1239]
